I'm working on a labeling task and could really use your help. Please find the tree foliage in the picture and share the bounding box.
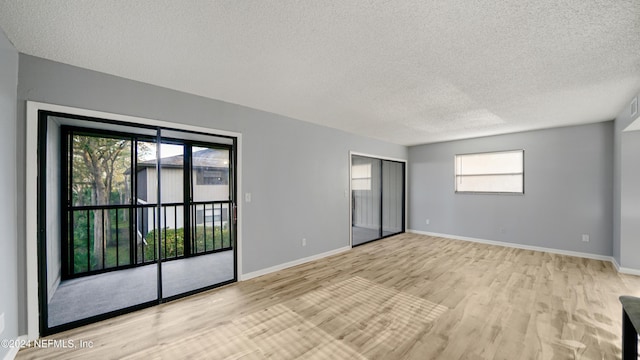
[72,134,131,269]
[143,226,231,261]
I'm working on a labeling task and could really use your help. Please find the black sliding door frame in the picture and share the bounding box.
[161,139,235,302]
[350,152,406,247]
[37,110,238,335]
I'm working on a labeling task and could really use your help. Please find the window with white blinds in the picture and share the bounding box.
[352,163,372,190]
[455,150,524,194]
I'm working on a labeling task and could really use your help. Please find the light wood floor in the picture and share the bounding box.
[17,233,640,359]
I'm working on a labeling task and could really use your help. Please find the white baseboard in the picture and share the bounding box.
[239,232,640,281]
[611,257,640,276]
[612,257,622,272]
[240,246,351,281]
[408,229,620,263]
[3,335,27,360]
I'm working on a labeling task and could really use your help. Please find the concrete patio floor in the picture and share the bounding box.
[48,250,234,327]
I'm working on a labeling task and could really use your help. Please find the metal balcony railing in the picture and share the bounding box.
[65,200,232,278]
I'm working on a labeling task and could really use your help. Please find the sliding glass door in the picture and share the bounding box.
[351,155,405,246]
[382,160,404,237]
[351,156,382,245]
[47,128,159,330]
[161,144,234,298]
[39,112,237,335]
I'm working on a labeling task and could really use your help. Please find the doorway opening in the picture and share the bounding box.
[38,110,238,335]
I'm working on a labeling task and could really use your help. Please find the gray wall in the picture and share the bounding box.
[16,54,407,333]
[409,122,613,256]
[615,91,640,269]
[0,29,18,358]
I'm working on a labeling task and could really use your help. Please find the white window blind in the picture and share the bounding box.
[352,163,372,190]
[455,150,524,194]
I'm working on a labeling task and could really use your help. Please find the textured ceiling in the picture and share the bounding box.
[1,1,639,145]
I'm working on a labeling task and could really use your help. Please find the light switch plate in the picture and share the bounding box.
[245,193,252,203]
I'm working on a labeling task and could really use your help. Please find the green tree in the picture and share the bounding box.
[72,134,131,269]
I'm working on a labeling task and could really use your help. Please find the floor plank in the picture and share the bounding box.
[16,233,640,359]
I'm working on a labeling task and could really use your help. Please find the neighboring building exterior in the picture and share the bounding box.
[135,148,230,235]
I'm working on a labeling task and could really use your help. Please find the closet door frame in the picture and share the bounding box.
[349,151,407,247]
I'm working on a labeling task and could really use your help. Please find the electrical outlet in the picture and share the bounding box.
[426,219,430,225]
[499,227,506,234]
[302,238,307,246]
[0,312,5,335]
[582,234,590,242]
